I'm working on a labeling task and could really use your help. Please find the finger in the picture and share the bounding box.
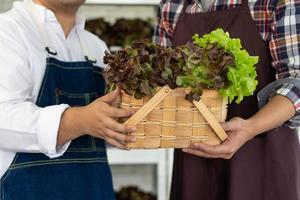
[105,129,136,143]
[105,118,137,133]
[99,88,120,104]
[106,137,129,150]
[182,149,227,158]
[220,120,239,132]
[191,142,233,156]
[108,107,136,118]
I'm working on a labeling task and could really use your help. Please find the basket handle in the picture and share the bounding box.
[193,100,228,141]
[124,85,172,126]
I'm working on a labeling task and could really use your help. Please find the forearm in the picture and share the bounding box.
[247,95,296,137]
[57,107,85,145]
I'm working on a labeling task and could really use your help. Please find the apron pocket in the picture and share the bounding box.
[54,89,99,106]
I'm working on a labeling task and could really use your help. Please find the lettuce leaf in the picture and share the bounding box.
[193,29,258,103]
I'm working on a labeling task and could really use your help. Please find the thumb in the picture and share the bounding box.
[220,121,236,131]
[99,88,120,104]
[220,119,240,132]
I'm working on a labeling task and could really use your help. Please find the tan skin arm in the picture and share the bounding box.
[57,89,137,150]
[183,95,296,159]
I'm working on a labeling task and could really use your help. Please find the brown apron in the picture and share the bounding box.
[170,0,300,199]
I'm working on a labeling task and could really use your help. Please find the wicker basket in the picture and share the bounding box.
[120,86,228,149]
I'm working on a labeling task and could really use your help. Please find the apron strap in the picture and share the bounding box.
[77,30,97,63]
[177,0,190,23]
[27,1,57,55]
[26,1,97,63]
[182,0,190,15]
[241,0,249,9]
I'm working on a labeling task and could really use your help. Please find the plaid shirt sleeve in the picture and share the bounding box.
[274,83,300,127]
[153,0,171,46]
[267,0,300,128]
[153,0,186,47]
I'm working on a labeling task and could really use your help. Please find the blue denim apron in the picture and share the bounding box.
[0,3,115,200]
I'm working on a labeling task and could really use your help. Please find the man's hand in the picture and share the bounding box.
[58,88,137,150]
[183,117,255,159]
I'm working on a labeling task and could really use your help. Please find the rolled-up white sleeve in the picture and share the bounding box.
[0,21,70,158]
[37,105,70,157]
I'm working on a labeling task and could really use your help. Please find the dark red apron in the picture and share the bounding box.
[170,0,300,199]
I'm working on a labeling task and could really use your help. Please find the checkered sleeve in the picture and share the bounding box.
[153,0,187,47]
[153,0,172,47]
[275,82,300,127]
[267,0,300,128]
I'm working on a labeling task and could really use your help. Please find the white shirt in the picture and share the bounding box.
[0,0,108,179]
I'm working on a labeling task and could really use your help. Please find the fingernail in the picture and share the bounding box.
[193,143,199,148]
[129,127,137,132]
[130,136,136,142]
[182,149,189,153]
[131,110,136,114]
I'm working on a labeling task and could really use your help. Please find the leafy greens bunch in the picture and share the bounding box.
[104,29,258,103]
[192,29,258,103]
[104,40,181,99]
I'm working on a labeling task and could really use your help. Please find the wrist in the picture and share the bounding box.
[57,107,85,145]
[66,107,87,138]
[245,117,260,138]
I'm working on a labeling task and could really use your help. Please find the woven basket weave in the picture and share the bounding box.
[120,86,228,149]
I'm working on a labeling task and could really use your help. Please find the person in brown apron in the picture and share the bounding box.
[160,0,300,199]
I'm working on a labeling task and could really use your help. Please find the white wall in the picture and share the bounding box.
[79,4,157,22]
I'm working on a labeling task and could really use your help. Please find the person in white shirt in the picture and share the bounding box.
[0,0,136,199]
